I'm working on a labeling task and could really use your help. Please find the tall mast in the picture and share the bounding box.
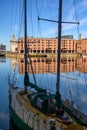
[24,0,27,72]
[56,0,62,108]
[24,0,29,93]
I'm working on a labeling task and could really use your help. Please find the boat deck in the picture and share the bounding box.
[10,88,86,130]
[17,92,65,128]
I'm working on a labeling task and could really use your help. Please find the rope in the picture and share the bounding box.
[29,0,35,37]
[38,0,44,16]
[72,0,80,39]
[72,0,83,112]
[46,0,57,36]
[35,0,42,37]
[10,0,14,40]
[27,47,37,86]
[18,0,24,38]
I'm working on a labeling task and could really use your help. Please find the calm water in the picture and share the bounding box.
[0,57,87,130]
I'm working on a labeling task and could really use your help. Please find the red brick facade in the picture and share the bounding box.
[18,37,78,54]
[77,38,87,54]
[16,37,87,54]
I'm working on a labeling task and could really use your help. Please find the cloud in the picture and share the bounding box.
[37,0,87,39]
[79,30,87,38]
[80,0,87,6]
[76,0,87,15]
[13,24,19,31]
[80,18,87,26]
[63,7,75,21]
[42,27,57,37]
[62,23,77,31]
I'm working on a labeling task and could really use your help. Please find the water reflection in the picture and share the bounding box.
[76,57,87,73]
[11,57,87,115]
[0,57,87,130]
[11,57,87,74]
[0,57,6,62]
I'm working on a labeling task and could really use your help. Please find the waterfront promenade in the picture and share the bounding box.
[5,52,81,58]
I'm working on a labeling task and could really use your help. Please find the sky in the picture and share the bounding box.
[0,0,87,50]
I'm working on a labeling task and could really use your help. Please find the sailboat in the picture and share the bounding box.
[8,0,87,130]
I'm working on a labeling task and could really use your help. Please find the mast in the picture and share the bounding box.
[56,0,62,108]
[24,0,29,93]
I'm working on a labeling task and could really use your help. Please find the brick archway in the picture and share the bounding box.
[46,48,52,53]
[61,48,67,53]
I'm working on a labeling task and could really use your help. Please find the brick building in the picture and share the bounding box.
[76,38,87,54]
[76,34,87,54]
[80,38,87,54]
[17,36,78,54]
[10,34,87,54]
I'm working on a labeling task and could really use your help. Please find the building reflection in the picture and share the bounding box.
[76,57,87,73]
[11,58,17,72]
[16,57,76,74]
[18,58,56,74]
[61,57,76,72]
[11,57,87,74]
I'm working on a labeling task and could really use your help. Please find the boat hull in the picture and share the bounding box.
[9,87,87,130]
[10,105,33,130]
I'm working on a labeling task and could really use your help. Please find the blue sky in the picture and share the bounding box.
[0,0,87,50]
